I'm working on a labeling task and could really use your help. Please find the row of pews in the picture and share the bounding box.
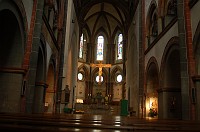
[0,113,200,131]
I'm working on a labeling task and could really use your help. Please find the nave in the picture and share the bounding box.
[0,113,200,132]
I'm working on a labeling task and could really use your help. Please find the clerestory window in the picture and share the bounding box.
[117,34,123,60]
[96,35,104,61]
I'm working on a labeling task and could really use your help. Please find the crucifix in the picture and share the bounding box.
[90,61,111,84]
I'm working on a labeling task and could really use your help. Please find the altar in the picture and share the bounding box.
[74,92,118,115]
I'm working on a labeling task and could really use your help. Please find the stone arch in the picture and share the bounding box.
[110,66,123,102]
[45,56,56,113]
[33,39,47,113]
[193,20,200,120]
[0,0,26,113]
[160,36,179,87]
[77,64,89,102]
[145,57,159,118]
[78,64,89,81]
[111,66,123,82]
[193,21,200,60]
[159,36,181,119]
[146,0,158,46]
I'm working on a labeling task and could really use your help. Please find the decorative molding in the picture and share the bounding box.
[35,81,49,88]
[192,75,200,82]
[0,67,27,75]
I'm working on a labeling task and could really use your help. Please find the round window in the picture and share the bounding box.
[78,73,83,81]
[96,75,103,83]
[116,74,122,83]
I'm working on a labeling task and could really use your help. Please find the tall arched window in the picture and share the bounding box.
[164,0,177,27]
[97,35,104,61]
[147,3,158,46]
[117,34,123,60]
[167,0,177,16]
[79,33,84,58]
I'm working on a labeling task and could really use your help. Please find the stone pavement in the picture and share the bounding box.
[0,113,200,131]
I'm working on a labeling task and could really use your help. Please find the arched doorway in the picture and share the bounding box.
[145,58,159,118]
[160,38,181,119]
[0,2,25,113]
[45,61,56,113]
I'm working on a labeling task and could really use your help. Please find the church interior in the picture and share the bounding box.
[1,0,200,131]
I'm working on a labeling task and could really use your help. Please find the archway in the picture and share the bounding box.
[0,4,25,112]
[145,58,159,118]
[111,66,123,103]
[45,62,56,113]
[160,39,181,119]
[77,65,89,104]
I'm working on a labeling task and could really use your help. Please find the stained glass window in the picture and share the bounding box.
[79,34,84,58]
[97,36,104,61]
[117,34,123,60]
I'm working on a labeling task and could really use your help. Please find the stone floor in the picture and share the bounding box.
[75,103,120,115]
[0,113,200,131]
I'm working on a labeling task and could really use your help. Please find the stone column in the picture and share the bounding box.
[139,0,145,118]
[177,0,190,120]
[33,82,48,113]
[87,43,93,63]
[106,43,115,64]
[56,0,68,113]
[26,0,45,113]
[110,44,115,64]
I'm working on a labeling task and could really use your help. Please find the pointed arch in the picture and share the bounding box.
[0,0,27,113]
[45,55,56,113]
[193,21,200,57]
[159,36,181,119]
[78,64,89,81]
[111,66,123,83]
[160,36,179,87]
[145,57,159,118]
[146,0,158,46]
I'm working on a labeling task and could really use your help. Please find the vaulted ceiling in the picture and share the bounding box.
[73,0,139,40]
